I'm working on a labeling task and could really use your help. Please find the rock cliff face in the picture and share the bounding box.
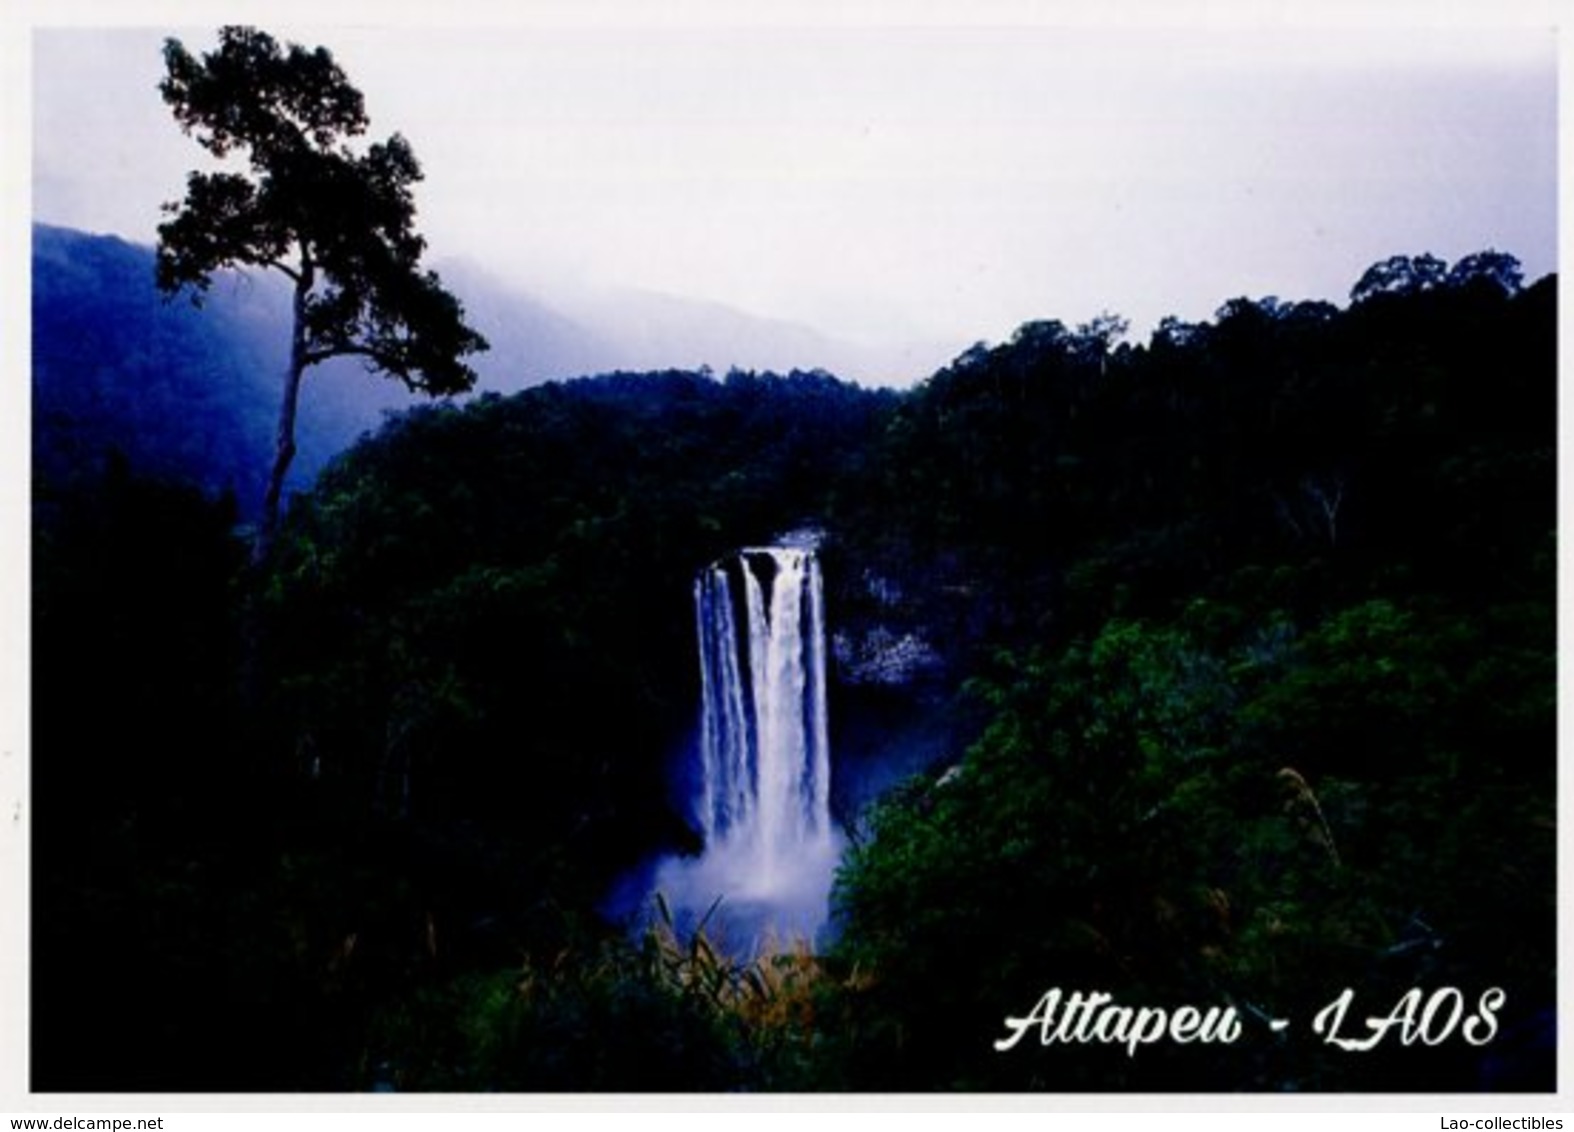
[821,564,963,826]
[825,567,947,689]
[832,625,943,688]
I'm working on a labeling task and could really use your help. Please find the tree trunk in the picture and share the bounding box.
[257,257,314,560]
[259,362,303,555]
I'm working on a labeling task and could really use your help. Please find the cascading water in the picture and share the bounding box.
[622,540,843,950]
[694,547,834,894]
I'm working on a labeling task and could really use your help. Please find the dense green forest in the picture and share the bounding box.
[32,242,1554,1091]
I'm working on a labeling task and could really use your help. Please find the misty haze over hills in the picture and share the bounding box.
[439,258,963,388]
[32,223,961,511]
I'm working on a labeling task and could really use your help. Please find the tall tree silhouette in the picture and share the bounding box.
[156,25,487,551]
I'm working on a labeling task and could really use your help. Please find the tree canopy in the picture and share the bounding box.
[33,225,1554,1090]
[156,25,487,544]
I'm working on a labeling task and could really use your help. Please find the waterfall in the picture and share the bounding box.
[618,541,842,949]
[694,547,833,888]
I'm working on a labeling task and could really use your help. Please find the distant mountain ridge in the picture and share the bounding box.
[32,223,954,513]
[434,257,959,386]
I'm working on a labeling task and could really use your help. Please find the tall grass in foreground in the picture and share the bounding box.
[362,892,836,1091]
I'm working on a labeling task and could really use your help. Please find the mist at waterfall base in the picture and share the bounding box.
[606,544,846,954]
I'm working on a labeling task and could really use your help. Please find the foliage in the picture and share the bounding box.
[259,369,893,890]
[362,895,833,1090]
[31,249,1553,1091]
[813,252,1553,1090]
[33,225,280,507]
[844,255,1552,659]
[825,594,1554,1090]
[157,25,487,542]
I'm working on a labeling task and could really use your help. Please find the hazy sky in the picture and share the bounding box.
[28,12,1559,355]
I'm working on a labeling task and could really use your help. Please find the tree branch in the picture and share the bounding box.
[262,257,302,283]
[301,344,402,371]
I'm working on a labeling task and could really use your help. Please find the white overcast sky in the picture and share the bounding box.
[20,4,1564,352]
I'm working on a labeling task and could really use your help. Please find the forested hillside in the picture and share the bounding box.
[824,259,1555,1090]
[32,224,928,524]
[31,246,1555,1092]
